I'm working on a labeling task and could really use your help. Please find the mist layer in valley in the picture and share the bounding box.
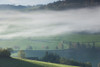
[0,7,100,39]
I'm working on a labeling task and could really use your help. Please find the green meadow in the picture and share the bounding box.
[0,58,79,67]
[0,34,100,50]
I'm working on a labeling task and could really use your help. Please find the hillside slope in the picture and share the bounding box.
[1,34,100,50]
[0,0,100,11]
[0,58,79,67]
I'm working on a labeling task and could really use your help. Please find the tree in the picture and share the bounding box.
[42,51,60,63]
[59,41,64,50]
[69,42,72,49]
[87,42,91,48]
[56,46,58,50]
[77,42,81,48]
[92,42,96,49]
[13,46,20,50]
[6,48,13,52]
[45,46,49,50]
[59,57,67,64]
[26,46,33,50]
[0,48,11,57]
[18,50,26,58]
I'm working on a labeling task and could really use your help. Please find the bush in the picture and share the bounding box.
[42,51,60,63]
[42,52,92,67]
[59,58,92,67]
[18,50,26,58]
[0,48,11,57]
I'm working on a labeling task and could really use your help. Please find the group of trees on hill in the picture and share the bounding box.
[68,42,96,49]
[17,50,92,67]
[42,0,100,10]
[41,51,92,67]
[18,50,26,58]
[0,48,12,58]
[1,0,100,11]
[42,51,60,63]
[54,41,96,50]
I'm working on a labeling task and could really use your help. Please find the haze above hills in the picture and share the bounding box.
[0,0,99,49]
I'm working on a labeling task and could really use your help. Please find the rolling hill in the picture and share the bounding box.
[0,33,100,50]
[0,0,100,11]
[0,58,79,67]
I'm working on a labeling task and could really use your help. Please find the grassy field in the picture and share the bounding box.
[0,58,79,67]
[0,34,100,50]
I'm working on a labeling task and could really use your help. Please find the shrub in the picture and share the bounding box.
[18,50,26,58]
[0,48,11,57]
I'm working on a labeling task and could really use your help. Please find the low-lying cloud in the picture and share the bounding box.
[0,7,100,39]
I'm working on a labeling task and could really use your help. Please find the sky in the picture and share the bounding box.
[0,0,59,5]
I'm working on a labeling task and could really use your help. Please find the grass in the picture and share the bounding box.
[0,58,79,67]
[0,33,100,49]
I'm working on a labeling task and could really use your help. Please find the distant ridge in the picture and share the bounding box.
[0,4,26,10]
[0,0,100,11]
[44,0,100,10]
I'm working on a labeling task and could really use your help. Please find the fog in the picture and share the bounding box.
[0,7,100,39]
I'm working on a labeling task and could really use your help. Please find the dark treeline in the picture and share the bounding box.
[54,41,97,50]
[68,42,96,49]
[25,51,92,67]
[43,0,100,10]
[0,0,100,11]
[0,48,12,58]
